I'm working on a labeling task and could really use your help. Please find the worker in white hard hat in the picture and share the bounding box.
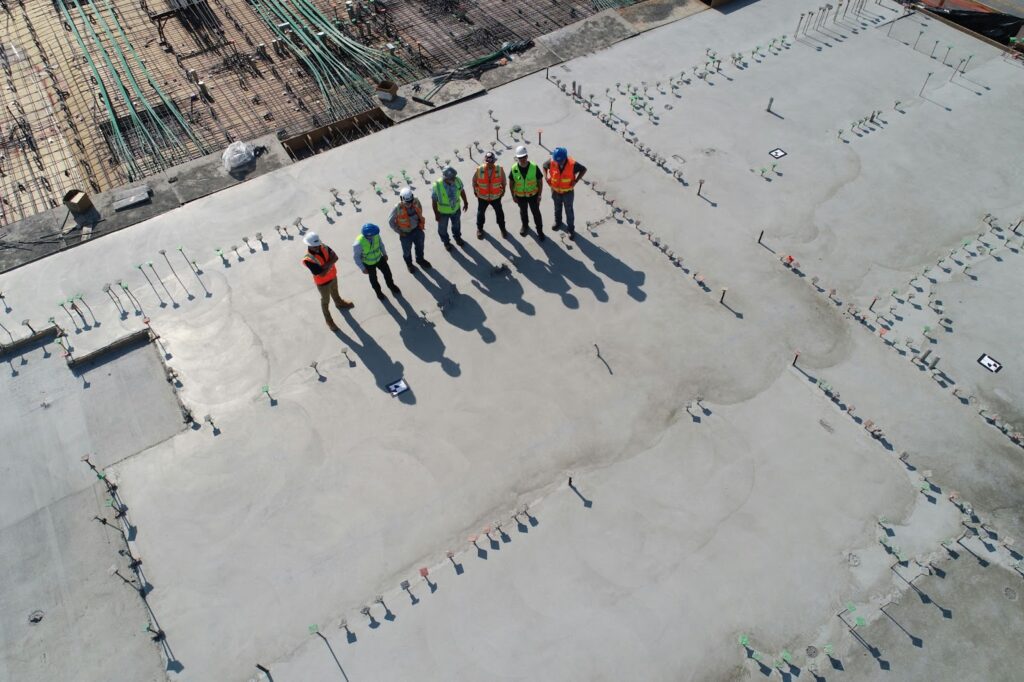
[509,145,544,241]
[472,150,508,239]
[431,166,469,251]
[388,186,433,273]
[301,231,353,332]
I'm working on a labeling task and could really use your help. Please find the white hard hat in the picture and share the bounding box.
[515,145,528,158]
[400,186,414,202]
[303,231,321,247]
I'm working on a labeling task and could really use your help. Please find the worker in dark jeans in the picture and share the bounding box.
[353,223,401,300]
[543,146,587,240]
[509,145,544,241]
[472,150,508,239]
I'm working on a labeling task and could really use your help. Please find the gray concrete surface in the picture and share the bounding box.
[1,0,1023,680]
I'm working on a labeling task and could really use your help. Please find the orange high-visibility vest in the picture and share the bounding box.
[472,165,506,201]
[303,245,337,285]
[545,157,576,194]
[395,199,424,233]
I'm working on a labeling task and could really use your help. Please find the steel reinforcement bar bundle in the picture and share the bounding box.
[249,0,417,119]
[59,0,207,180]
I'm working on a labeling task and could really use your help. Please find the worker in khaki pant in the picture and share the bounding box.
[472,150,508,239]
[302,231,354,332]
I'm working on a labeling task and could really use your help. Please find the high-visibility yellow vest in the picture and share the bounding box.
[358,234,383,265]
[433,177,463,215]
[473,165,506,200]
[510,162,539,197]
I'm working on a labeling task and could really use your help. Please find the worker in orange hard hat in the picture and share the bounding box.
[302,231,354,332]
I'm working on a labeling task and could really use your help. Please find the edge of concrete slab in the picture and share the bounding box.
[0,133,292,275]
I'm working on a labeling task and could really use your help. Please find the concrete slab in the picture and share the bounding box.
[2,0,1023,680]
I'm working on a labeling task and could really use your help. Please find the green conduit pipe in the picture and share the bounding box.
[57,1,140,179]
[99,0,207,155]
[70,0,167,169]
[89,0,181,162]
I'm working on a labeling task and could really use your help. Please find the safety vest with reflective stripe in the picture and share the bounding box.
[472,165,506,200]
[545,157,576,194]
[357,234,383,266]
[395,199,424,233]
[303,245,337,285]
[509,162,540,197]
[433,177,463,215]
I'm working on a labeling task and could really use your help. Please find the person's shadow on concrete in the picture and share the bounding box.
[573,234,646,302]
[540,236,608,303]
[415,268,496,344]
[335,309,414,403]
[505,235,580,309]
[452,238,536,316]
[381,295,461,377]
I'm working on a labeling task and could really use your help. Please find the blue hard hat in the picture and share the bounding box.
[552,147,568,163]
[361,223,380,237]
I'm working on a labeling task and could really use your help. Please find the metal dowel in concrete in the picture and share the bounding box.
[961,55,972,73]
[0,320,12,343]
[697,179,704,196]
[720,288,728,304]
[950,59,964,80]
[766,97,774,113]
[793,350,800,366]
[942,45,952,65]
[913,31,924,51]
[930,40,939,58]
[919,72,933,97]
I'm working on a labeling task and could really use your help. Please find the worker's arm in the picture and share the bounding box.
[324,246,339,267]
[460,187,469,213]
[432,198,441,221]
[387,206,400,232]
[352,242,366,273]
[573,161,587,187]
[542,160,552,187]
[379,239,388,259]
[499,169,508,197]
[303,258,323,276]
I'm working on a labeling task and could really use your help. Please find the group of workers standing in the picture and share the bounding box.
[302,145,586,331]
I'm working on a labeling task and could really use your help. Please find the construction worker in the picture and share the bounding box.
[542,146,587,240]
[302,231,354,332]
[509,145,544,241]
[432,166,469,251]
[388,186,433,273]
[353,223,402,300]
[472,150,508,239]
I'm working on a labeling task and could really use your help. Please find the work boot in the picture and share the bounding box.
[336,299,354,310]
[417,258,433,269]
[406,260,416,273]
[567,231,576,241]
[374,289,386,300]
[519,226,528,236]
[454,236,466,247]
[327,321,340,332]
[537,228,546,242]
[444,241,453,252]
[476,229,485,239]
[500,227,509,239]
[389,286,403,297]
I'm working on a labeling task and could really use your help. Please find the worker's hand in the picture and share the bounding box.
[381,255,388,263]
[462,203,469,214]
[360,268,367,275]
[434,213,441,221]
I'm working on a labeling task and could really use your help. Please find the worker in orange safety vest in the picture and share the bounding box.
[472,150,508,239]
[542,146,587,240]
[302,231,354,331]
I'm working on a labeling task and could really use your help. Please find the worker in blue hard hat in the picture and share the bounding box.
[542,146,587,240]
[353,223,401,300]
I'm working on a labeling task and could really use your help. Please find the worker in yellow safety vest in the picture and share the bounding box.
[352,223,401,300]
[509,145,544,241]
[388,186,433,273]
[542,146,587,240]
[431,166,469,252]
[472,150,508,239]
[302,231,354,332]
